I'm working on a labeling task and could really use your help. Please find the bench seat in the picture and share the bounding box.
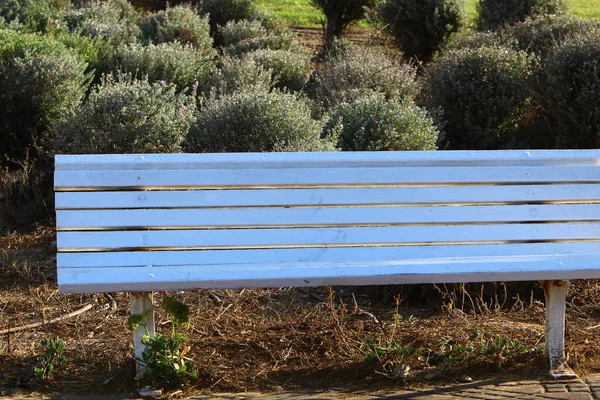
[54,150,600,379]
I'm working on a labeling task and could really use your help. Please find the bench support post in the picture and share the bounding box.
[130,292,155,380]
[542,280,577,379]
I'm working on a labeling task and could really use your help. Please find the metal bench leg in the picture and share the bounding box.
[542,280,577,379]
[130,292,155,380]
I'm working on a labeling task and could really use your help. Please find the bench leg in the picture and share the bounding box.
[542,280,577,379]
[130,292,155,380]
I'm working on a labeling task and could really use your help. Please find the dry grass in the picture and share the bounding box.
[3,229,600,397]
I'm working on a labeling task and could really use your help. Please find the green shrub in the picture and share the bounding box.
[508,15,600,58]
[311,0,377,47]
[140,5,213,49]
[311,45,418,113]
[128,0,196,12]
[477,0,567,31]
[0,0,68,32]
[64,0,141,46]
[226,32,299,57]
[205,56,272,96]
[323,95,439,151]
[51,73,196,154]
[198,0,256,35]
[51,29,115,82]
[420,47,536,150]
[0,29,89,159]
[186,90,335,153]
[444,30,509,53]
[219,19,266,46]
[380,0,465,62]
[246,48,312,92]
[538,32,600,148]
[114,42,216,90]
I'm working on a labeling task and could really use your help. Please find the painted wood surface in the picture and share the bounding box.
[54,150,600,293]
[55,184,600,209]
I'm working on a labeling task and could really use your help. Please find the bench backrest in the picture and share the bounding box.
[55,150,600,293]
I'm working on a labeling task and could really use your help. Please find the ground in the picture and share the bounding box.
[2,228,600,398]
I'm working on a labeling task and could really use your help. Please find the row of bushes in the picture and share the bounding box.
[312,0,568,62]
[2,14,600,161]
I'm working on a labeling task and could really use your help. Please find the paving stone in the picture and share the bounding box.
[538,393,592,400]
[588,376,600,385]
[500,384,544,395]
[569,384,592,393]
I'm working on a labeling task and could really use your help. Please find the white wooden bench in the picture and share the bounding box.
[54,150,600,380]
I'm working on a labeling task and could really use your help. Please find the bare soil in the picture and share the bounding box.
[2,228,600,398]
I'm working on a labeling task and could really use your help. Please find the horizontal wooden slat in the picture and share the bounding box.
[57,253,600,293]
[56,204,600,230]
[57,223,600,250]
[54,150,600,171]
[57,242,600,268]
[55,184,600,209]
[54,166,600,190]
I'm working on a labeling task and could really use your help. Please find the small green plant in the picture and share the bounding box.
[477,0,568,31]
[379,0,465,62]
[34,336,67,381]
[127,296,197,389]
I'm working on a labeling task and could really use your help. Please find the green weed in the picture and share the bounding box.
[34,336,67,381]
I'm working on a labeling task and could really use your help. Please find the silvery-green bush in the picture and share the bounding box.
[140,5,213,49]
[219,19,266,46]
[323,95,439,151]
[64,0,141,46]
[312,45,418,114]
[205,55,272,96]
[198,0,256,35]
[52,73,196,154]
[538,31,600,148]
[226,32,300,57]
[477,0,567,31]
[114,41,216,90]
[0,0,69,32]
[186,90,335,153]
[246,48,312,92]
[508,15,600,58]
[420,47,536,150]
[0,28,89,159]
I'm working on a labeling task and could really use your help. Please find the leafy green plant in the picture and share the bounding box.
[477,0,568,31]
[186,89,335,153]
[198,0,257,36]
[139,5,213,49]
[51,73,196,154]
[0,0,68,32]
[420,46,536,150]
[63,0,141,46]
[205,55,273,96]
[323,94,439,151]
[246,48,312,92]
[379,0,465,62]
[0,28,89,160]
[127,296,197,389]
[536,30,600,149]
[34,336,67,381]
[114,41,217,90]
[311,44,418,114]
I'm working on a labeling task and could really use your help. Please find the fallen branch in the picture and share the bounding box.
[0,303,94,335]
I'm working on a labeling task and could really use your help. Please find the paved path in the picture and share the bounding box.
[8,375,600,399]
[190,375,600,400]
